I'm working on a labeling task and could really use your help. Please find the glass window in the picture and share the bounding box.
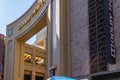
[35,76,43,80]
[24,74,31,80]
[88,0,107,73]
[8,28,13,37]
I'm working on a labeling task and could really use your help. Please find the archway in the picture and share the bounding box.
[4,0,71,80]
[4,0,48,80]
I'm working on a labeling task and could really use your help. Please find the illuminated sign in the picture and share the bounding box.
[104,0,116,64]
[18,0,45,30]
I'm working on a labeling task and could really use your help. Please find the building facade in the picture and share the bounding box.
[71,0,120,80]
[24,44,46,80]
[4,0,120,80]
[0,34,5,80]
[4,0,49,80]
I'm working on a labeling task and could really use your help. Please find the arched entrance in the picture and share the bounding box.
[4,0,48,80]
[4,0,71,80]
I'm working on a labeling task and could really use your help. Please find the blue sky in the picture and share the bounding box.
[0,0,34,35]
[0,0,36,44]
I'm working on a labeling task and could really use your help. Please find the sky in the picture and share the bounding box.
[0,0,36,44]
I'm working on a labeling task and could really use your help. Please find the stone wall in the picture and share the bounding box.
[70,0,90,77]
[108,0,120,71]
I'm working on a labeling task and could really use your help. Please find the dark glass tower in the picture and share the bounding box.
[88,0,115,73]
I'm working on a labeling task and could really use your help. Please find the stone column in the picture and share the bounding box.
[32,72,35,80]
[47,0,52,78]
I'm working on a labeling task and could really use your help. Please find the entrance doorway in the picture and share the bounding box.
[35,76,43,80]
[24,74,31,80]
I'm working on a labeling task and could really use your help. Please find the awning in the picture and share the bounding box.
[50,76,77,80]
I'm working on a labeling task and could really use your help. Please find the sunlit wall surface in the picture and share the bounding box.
[7,41,13,80]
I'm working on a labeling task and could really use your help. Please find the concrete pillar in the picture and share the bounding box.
[47,0,52,78]
[32,72,35,80]
[20,42,25,80]
[32,48,35,80]
[13,40,25,80]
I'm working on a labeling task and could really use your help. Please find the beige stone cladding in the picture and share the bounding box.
[24,44,46,80]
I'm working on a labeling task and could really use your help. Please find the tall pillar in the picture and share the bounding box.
[32,72,35,80]
[56,0,71,76]
[47,0,71,78]
[14,41,25,80]
[47,0,52,78]
[20,42,25,80]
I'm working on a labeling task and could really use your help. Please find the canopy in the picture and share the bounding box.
[50,76,77,80]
